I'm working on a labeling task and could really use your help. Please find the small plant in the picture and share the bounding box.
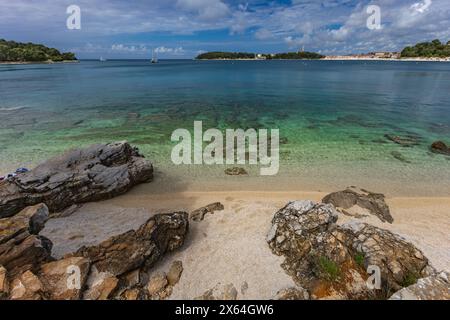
[401,271,419,287]
[317,256,341,282]
[354,252,365,268]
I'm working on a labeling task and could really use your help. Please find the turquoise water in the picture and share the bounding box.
[0,60,449,195]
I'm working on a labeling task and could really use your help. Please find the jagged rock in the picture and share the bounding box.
[0,141,153,218]
[147,272,168,298]
[191,203,224,221]
[0,203,49,244]
[195,283,238,300]
[389,271,450,300]
[167,261,183,286]
[83,267,118,300]
[73,212,188,277]
[122,269,141,288]
[39,257,90,300]
[274,287,309,300]
[225,167,248,176]
[0,265,8,299]
[10,270,44,300]
[0,234,53,277]
[430,141,450,155]
[0,204,52,277]
[267,201,431,299]
[322,186,393,223]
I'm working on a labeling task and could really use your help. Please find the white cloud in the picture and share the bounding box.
[154,46,185,55]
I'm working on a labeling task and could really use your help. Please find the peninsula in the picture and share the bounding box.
[0,39,77,64]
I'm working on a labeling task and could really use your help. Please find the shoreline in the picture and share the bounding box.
[0,60,79,65]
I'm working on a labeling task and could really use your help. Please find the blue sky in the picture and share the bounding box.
[1,0,449,58]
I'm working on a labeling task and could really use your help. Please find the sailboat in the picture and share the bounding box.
[99,56,106,62]
[151,50,158,64]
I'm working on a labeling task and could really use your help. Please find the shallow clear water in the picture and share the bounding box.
[0,60,449,195]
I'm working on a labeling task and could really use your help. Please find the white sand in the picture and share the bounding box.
[41,190,450,300]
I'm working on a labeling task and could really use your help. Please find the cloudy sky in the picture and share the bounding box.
[0,0,449,58]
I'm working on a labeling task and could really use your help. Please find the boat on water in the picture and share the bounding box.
[100,56,107,62]
[151,50,158,64]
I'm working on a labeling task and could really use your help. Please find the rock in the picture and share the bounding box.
[391,151,411,164]
[0,141,153,218]
[267,201,431,299]
[225,167,248,176]
[191,202,224,221]
[384,134,421,147]
[430,141,450,155]
[83,267,119,300]
[167,261,183,286]
[39,257,90,300]
[10,270,44,300]
[195,283,238,300]
[389,271,450,300]
[121,288,140,300]
[147,272,168,298]
[0,204,52,277]
[73,212,188,276]
[274,287,309,300]
[122,269,141,288]
[322,186,393,223]
[0,265,8,299]
[0,203,49,244]
[0,234,53,277]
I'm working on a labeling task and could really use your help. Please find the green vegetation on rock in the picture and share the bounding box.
[401,39,450,58]
[0,39,77,62]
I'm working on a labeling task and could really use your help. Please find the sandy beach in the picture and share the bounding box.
[40,182,450,300]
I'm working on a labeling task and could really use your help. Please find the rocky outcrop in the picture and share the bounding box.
[389,271,450,300]
[267,201,431,299]
[9,270,44,300]
[0,141,153,218]
[73,212,188,277]
[430,141,450,156]
[322,186,393,223]
[191,202,224,221]
[0,204,52,276]
[39,257,91,300]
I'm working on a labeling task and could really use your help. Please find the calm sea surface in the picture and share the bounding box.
[0,60,449,195]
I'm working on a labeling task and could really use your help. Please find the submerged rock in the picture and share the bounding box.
[384,134,422,147]
[191,202,224,221]
[225,167,248,176]
[73,212,189,277]
[0,141,153,218]
[267,200,431,299]
[389,271,450,300]
[322,186,393,223]
[430,141,450,156]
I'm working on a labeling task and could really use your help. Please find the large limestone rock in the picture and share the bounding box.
[267,200,431,299]
[0,204,52,276]
[322,186,393,223]
[73,212,189,277]
[389,271,450,300]
[0,142,153,218]
[39,257,91,300]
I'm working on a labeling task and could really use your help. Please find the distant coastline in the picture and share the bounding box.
[0,60,80,65]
